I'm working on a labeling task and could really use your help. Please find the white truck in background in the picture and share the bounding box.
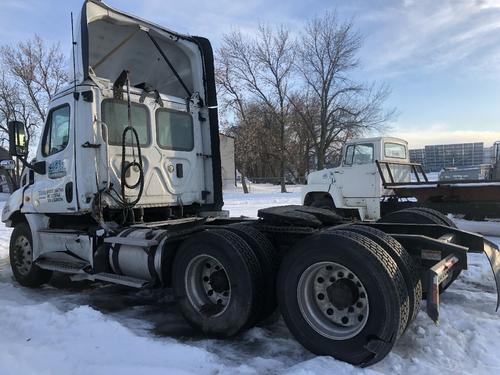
[302,137,411,221]
[302,137,500,220]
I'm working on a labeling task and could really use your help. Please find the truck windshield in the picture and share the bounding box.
[384,143,406,159]
[156,109,194,151]
[102,99,150,146]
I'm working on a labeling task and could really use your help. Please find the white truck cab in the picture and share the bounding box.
[3,0,223,229]
[302,137,410,220]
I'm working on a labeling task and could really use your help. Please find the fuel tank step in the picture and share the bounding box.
[36,259,89,274]
[88,272,149,288]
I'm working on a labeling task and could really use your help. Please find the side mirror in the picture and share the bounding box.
[8,121,28,157]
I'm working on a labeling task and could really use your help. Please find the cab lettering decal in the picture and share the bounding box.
[48,160,66,179]
[39,187,64,203]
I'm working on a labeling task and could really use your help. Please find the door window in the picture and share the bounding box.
[156,109,194,151]
[102,99,150,146]
[353,144,374,164]
[42,105,70,156]
[344,143,374,166]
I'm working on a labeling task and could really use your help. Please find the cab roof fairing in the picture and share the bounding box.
[71,0,207,102]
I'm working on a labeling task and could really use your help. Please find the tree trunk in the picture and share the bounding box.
[317,147,325,170]
[241,171,249,194]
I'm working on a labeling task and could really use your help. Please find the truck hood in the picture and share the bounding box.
[307,168,338,185]
[74,0,205,99]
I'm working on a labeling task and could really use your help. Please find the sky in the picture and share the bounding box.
[0,0,499,148]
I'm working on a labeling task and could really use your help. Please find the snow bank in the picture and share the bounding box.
[0,191,499,374]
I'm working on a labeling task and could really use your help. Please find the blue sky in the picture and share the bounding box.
[1,0,499,148]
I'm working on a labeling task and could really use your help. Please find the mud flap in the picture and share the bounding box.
[426,254,460,323]
[483,239,500,311]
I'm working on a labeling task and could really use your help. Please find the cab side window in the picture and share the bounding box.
[344,143,374,166]
[42,105,71,156]
[353,144,374,164]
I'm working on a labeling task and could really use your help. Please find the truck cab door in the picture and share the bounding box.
[336,143,378,198]
[29,97,77,213]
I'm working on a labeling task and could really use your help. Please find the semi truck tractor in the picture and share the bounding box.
[3,0,500,367]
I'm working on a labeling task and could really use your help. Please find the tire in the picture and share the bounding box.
[378,209,443,225]
[340,225,422,328]
[403,207,456,228]
[9,222,52,287]
[226,223,278,324]
[172,229,264,337]
[378,209,459,293]
[310,198,334,210]
[277,230,408,366]
[310,197,346,217]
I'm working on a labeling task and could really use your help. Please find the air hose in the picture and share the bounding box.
[120,71,144,209]
[120,125,144,207]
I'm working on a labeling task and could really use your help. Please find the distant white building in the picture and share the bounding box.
[219,134,236,188]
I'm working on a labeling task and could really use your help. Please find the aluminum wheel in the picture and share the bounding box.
[185,254,231,316]
[297,261,369,340]
[13,234,33,276]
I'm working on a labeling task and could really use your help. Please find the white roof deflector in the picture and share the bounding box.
[74,0,206,100]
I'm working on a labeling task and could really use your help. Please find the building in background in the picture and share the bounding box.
[410,142,485,172]
[219,134,236,188]
[409,148,425,166]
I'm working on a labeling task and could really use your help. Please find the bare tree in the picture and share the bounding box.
[217,25,295,193]
[1,35,68,123]
[0,35,68,180]
[292,11,395,170]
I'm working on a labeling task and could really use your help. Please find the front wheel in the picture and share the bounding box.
[9,222,52,287]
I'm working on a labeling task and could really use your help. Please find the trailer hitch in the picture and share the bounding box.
[426,238,500,323]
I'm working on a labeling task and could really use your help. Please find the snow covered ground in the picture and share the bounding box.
[0,186,499,374]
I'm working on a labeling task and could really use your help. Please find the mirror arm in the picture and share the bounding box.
[16,156,45,175]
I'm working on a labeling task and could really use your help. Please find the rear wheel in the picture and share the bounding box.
[403,207,456,228]
[340,225,422,328]
[277,230,408,366]
[9,222,52,287]
[378,208,460,293]
[378,209,443,225]
[226,223,278,324]
[172,229,264,337]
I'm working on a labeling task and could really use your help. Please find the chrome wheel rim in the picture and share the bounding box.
[297,261,369,340]
[185,254,231,317]
[14,235,33,276]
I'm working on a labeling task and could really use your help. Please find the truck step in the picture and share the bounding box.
[36,259,89,274]
[89,272,149,288]
[104,236,158,247]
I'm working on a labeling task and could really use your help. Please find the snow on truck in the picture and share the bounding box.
[2,0,500,367]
